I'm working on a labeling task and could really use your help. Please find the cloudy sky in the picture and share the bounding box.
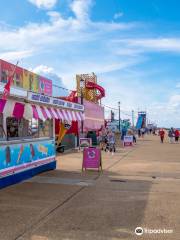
[0,0,180,127]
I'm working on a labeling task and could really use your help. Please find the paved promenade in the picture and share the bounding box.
[0,135,180,240]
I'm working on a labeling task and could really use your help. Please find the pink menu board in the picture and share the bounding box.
[82,147,102,171]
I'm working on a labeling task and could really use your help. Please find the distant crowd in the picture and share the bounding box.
[137,127,156,138]
[97,125,178,153]
[159,128,179,143]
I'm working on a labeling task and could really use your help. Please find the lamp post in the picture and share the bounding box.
[132,110,134,127]
[118,101,121,132]
[80,78,85,135]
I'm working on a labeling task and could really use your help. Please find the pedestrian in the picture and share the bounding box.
[133,134,136,143]
[152,128,156,135]
[141,128,145,138]
[105,131,116,154]
[159,128,165,143]
[138,129,141,138]
[98,131,103,150]
[174,129,179,143]
[168,128,174,144]
[121,127,127,141]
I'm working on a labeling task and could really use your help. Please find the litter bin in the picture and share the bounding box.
[87,131,97,146]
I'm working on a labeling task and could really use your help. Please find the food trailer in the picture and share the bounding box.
[0,85,84,188]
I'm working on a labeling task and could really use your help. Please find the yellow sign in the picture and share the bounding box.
[23,70,39,92]
[57,122,71,145]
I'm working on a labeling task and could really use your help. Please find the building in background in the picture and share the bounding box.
[55,73,106,149]
[76,73,105,133]
[107,119,131,133]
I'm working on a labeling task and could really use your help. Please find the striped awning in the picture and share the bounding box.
[0,99,84,122]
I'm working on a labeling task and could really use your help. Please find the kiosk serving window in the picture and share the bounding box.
[39,119,53,138]
[7,117,19,138]
[6,117,53,140]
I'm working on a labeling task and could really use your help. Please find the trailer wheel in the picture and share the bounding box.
[56,146,65,153]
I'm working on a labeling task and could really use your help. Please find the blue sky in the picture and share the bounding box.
[0,0,180,127]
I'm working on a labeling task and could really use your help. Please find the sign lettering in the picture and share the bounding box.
[28,92,84,111]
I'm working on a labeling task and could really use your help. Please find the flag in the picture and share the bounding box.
[2,75,13,100]
[2,61,19,100]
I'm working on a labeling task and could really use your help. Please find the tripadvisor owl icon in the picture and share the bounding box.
[135,227,144,236]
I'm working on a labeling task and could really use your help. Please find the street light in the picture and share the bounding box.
[132,110,134,127]
[118,101,121,132]
[80,78,85,135]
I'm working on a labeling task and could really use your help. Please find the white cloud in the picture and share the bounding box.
[1,0,179,127]
[169,95,180,107]
[70,0,93,21]
[0,1,136,62]
[116,38,180,53]
[33,64,54,74]
[0,50,34,61]
[33,65,68,96]
[47,11,62,22]
[114,12,124,19]
[28,0,57,9]
[145,93,180,127]
[176,82,180,88]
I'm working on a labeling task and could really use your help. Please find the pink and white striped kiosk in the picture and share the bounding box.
[0,85,84,188]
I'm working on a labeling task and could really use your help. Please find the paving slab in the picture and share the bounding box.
[0,135,180,239]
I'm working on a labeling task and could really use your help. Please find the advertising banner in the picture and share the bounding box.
[0,140,55,177]
[123,135,133,147]
[39,76,52,96]
[23,71,39,92]
[0,59,52,96]
[28,92,84,111]
[56,122,71,145]
[82,147,102,171]
[1,59,23,88]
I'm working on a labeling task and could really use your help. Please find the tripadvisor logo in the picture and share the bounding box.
[135,227,173,235]
[135,227,144,236]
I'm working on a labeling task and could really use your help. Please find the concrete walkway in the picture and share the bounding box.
[0,135,180,240]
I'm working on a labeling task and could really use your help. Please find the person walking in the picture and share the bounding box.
[174,129,179,143]
[141,128,145,138]
[159,128,165,143]
[105,131,116,155]
[121,127,127,141]
[98,131,103,150]
[168,128,174,144]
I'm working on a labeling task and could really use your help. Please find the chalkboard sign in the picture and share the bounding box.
[82,147,102,171]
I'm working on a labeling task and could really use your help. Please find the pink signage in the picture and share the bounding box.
[78,98,104,131]
[82,147,102,171]
[0,59,53,96]
[123,136,133,147]
[39,76,52,96]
